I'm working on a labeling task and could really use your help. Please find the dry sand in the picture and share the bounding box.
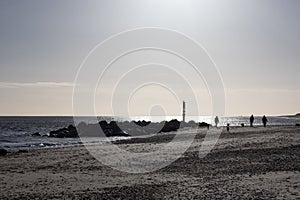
[0,126,300,199]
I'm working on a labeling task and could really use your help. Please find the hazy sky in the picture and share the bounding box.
[0,0,299,116]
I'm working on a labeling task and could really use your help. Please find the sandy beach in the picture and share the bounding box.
[1,126,300,199]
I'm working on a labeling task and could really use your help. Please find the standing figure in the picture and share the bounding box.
[250,115,254,127]
[215,116,219,127]
[262,115,268,127]
[226,123,230,132]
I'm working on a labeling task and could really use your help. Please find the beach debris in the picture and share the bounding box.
[31,132,41,137]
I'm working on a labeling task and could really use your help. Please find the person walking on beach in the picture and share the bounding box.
[215,116,219,127]
[250,115,254,127]
[262,115,268,127]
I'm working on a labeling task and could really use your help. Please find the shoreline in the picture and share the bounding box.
[3,125,298,153]
[2,125,299,154]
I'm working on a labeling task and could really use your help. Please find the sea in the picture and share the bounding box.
[0,116,299,151]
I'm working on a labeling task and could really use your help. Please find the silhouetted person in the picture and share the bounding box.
[262,115,268,127]
[215,116,219,127]
[250,115,254,127]
[227,123,230,132]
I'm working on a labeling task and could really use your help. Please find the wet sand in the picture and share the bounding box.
[0,126,300,199]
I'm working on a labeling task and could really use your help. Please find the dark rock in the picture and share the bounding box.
[134,120,151,127]
[50,119,187,138]
[32,132,41,136]
[99,121,129,137]
[67,125,78,137]
[186,120,198,127]
[296,124,300,126]
[79,123,104,137]
[198,122,210,129]
[18,149,28,153]
[0,148,8,156]
[160,119,181,133]
[180,121,198,128]
[50,121,130,138]
[49,125,79,138]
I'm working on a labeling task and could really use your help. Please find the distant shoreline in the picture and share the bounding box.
[280,113,300,118]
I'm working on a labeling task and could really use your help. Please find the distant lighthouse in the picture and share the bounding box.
[182,101,186,122]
